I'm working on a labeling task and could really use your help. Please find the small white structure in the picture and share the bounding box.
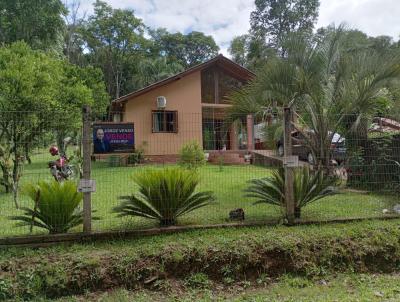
[156,96,167,109]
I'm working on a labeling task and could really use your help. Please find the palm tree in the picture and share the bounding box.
[229,26,400,167]
[245,167,337,219]
[10,181,84,234]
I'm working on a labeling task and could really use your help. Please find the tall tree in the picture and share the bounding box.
[151,29,219,68]
[250,0,320,55]
[81,0,150,99]
[0,0,67,52]
[63,0,86,66]
[0,42,103,199]
[133,57,184,88]
[229,34,274,70]
[184,31,219,67]
[229,35,249,66]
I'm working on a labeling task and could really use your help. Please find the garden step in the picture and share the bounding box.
[208,152,248,165]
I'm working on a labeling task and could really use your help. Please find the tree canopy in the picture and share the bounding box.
[251,0,320,52]
[0,0,67,52]
[0,41,106,193]
[230,0,320,68]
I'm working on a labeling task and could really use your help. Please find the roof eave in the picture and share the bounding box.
[112,54,255,104]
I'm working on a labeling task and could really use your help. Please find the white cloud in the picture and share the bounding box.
[77,0,254,56]
[317,0,400,40]
[77,0,400,57]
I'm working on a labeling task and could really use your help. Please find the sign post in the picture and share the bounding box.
[82,105,92,233]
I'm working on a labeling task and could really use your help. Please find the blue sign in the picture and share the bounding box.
[93,123,134,154]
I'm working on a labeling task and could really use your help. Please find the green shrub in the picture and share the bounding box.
[127,151,144,165]
[113,168,214,226]
[347,138,398,191]
[178,140,206,170]
[10,181,83,234]
[185,273,211,289]
[245,167,337,219]
[127,143,147,165]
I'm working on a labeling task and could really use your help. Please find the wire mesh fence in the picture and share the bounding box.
[0,109,399,239]
[0,111,83,237]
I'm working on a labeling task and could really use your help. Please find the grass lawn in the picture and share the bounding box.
[48,273,400,302]
[0,150,398,237]
[2,219,400,300]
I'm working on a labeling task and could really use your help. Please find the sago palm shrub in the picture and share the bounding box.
[113,168,214,226]
[10,181,83,234]
[245,167,337,219]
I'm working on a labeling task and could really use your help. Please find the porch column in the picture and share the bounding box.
[246,114,254,151]
[230,123,239,150]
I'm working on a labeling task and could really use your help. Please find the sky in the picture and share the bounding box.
[77,0,400,56]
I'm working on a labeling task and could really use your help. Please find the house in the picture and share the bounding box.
[111,54,256,163]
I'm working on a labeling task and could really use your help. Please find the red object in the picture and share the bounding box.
[49,146,59,156]
[56,157,66,168]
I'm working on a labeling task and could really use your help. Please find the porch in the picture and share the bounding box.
[201,107,255,151]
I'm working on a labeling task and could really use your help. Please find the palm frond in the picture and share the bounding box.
[245,167,337,218]
[113,168,214,226]
[10,180,85,234]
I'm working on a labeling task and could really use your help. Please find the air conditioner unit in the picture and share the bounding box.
[156,96,167,109]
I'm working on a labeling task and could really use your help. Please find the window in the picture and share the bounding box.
[218,70,244,103]
[152,111,178,133]
[201,66,245,104]
[201,67,215,103]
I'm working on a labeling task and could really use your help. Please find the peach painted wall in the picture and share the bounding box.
[123,71,203,155]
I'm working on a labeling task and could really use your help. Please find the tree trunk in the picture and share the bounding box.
[56,131,68,155]
[12,131,22,209]
[0,163,11,193]
[294,206,301,219]
[160,218,176,227]
[24,143,31,164]
[12,157,21,209]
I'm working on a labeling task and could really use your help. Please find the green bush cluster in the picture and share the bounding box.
[126,151,144,165]
[347,137,400,191]
[178,140,206,170]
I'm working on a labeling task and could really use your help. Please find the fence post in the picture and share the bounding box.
[283,107,295,224]
[82,105,92,233]
[246,114,254,151]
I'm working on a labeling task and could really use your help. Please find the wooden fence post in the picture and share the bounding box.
[82,105,92,233]
[283,107,295,224]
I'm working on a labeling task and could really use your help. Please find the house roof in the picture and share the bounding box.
[112,54,255,104]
